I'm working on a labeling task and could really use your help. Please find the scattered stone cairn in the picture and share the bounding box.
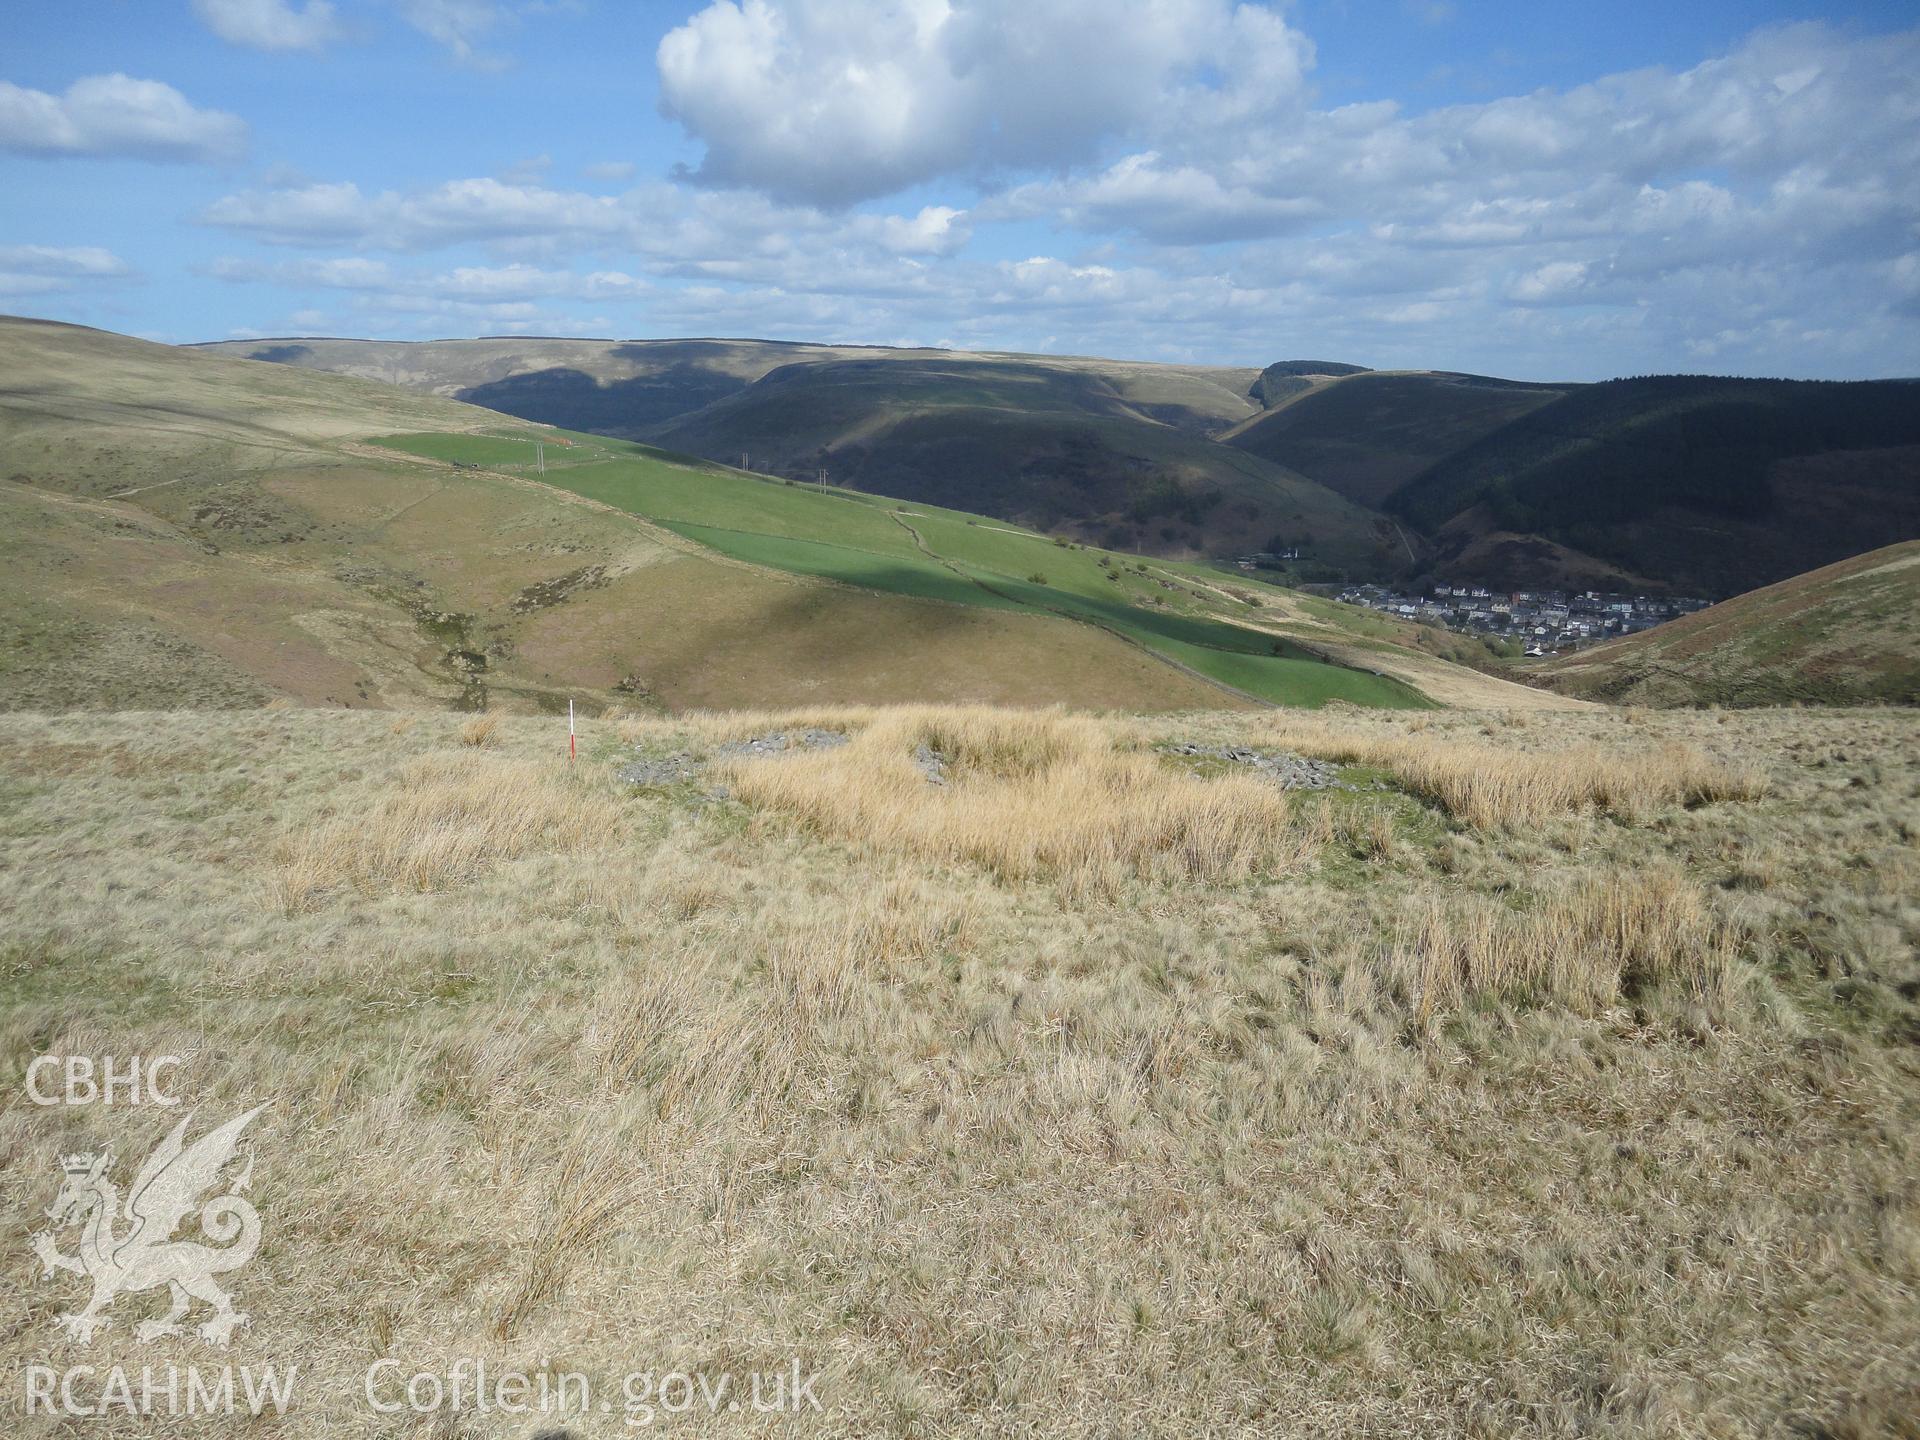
[715,728,849,758]
[618,729,849,795]
[618,731,1359,798]
[614,751,703,787]
[1155,742,1349,790]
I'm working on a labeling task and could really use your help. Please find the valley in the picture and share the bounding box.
[3,317,1503,715]
[204,335,1920,602]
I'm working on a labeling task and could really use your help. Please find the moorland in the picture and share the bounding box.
[2,314,1916,1439]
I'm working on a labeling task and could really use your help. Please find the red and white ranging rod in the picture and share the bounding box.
[568,697,576,762]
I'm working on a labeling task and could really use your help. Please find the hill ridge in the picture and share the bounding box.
[1534,540,1920,707]
[11,315,1535,712]
[193,329,1920,598]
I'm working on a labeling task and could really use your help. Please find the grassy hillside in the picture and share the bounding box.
[0,318,1262,714]
[369,426,1433,709]
[12,330,1916,1440]
[1535,540,1920,707]
[197,335,1265,437]
[3,316,1461,712]
[5,701,1916,1434]
[1392,376,1920,596]
[643,357,1406,571]
[1226,371,1569,508]
[202,337,1412,572]
[199,337,1920,600]
[1250,358,1369,402]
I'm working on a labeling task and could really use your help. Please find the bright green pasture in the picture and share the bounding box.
[371,430,1433,709]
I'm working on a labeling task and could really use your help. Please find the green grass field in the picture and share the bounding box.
[665,524,1032,612]
[369,428,1430,709]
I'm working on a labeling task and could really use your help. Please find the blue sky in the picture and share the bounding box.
[3,0,1916,379]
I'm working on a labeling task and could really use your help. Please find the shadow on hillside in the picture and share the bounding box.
[457,363,746,434]
[632,557,1037,703]
[608,341,742,365]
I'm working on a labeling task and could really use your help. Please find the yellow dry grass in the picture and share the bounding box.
[1266,726,1764,827]
[275,750,621,905]
[1393,867,1741,1020]
[490,1128,643,1342]
[2,703,1914,1439]
[715,707,1299,887]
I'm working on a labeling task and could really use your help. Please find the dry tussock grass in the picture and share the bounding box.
[1392,867,1742,1020]
[762,877,974,1022]
[1269,726,1764,827]
[275,750,620,906]
[490,1128,642,1342]
[4,704,1914,1438]
[717,707,1299,887]
[460,713,500,747]
[581,876,975,1129]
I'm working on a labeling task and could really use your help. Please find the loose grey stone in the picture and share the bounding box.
[617,751,701,786]
[712,728,849,758]
[621,729,848,794]
[1156,742,1349,790]
[912,743,950,785]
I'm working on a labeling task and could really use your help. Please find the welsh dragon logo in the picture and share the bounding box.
[32,1106,266,1347]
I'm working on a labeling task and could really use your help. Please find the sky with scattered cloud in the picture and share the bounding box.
[3,0,1915,377]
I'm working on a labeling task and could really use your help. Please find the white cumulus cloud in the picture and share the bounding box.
[0,244,130,277]
[192,0,346,53]
[1015,23,1920,252]
[0,244,133,297]
[878,206,970,256]
[655,0,1313,206]
[198,173,978,272]
[1508,261,1590,304]
[0,74,247,162]
[211,254,644,302]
